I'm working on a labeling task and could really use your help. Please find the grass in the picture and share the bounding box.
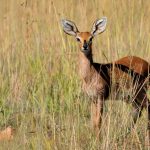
[0,0,150,149]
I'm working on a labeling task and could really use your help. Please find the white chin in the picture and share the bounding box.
[82,48,89,51]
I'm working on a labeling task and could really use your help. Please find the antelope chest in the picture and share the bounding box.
[82,76,105,98]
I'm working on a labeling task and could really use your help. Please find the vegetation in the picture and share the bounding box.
[0,0,150,149]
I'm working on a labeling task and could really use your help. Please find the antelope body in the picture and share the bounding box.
[61,17,150,138]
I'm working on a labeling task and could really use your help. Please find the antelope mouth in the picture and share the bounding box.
[81,47,89,51]
[82,49,88,51]
[81,48,90,55]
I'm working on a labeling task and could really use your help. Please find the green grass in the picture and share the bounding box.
[0,0,150,149]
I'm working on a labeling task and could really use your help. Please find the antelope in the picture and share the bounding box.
[61,17,150,138]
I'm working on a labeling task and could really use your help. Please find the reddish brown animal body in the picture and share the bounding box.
[61,17,150,138]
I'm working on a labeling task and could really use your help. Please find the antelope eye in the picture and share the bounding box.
[76,37,80,42]
[89,37,93,42]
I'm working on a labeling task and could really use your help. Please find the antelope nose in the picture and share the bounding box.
[83,41,88,50]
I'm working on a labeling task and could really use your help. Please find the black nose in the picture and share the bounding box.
[83,41,88,50]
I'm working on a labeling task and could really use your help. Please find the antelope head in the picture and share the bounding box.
[61,17,107,55]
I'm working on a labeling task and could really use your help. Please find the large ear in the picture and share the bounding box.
[91,17,107,36]
[61,19,79,36]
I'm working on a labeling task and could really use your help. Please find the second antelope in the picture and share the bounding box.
[61,17,150,138]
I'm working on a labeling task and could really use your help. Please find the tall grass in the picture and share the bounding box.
[0,0,150,149]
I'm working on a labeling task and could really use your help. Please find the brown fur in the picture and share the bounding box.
[115,56,150,77]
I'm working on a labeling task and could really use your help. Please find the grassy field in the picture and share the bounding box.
[0,0,150,149]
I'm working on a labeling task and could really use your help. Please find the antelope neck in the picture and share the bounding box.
[79,51,94,79]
